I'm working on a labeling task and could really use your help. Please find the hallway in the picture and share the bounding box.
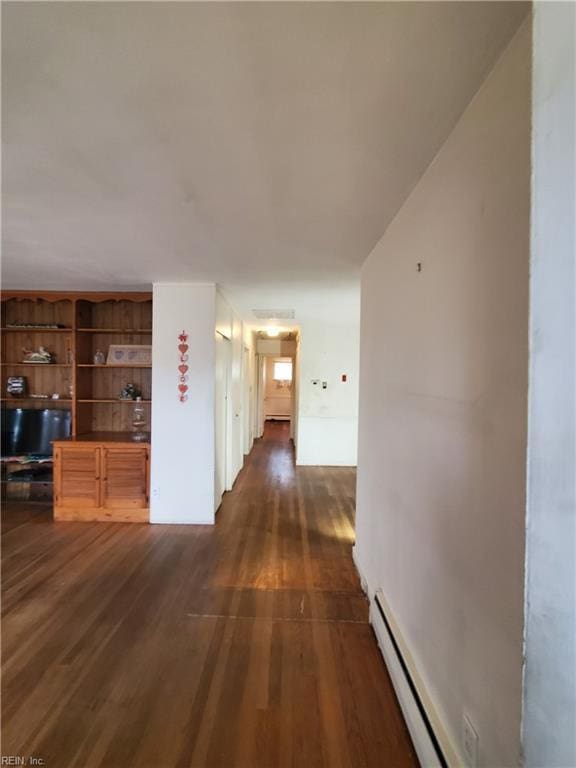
[2,423,417,767]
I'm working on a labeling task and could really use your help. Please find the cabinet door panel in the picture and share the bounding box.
[56,447,100,508]
[102,447,148,509]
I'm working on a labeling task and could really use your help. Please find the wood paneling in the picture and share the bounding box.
[74,298,152,433]
[1,299,74,407]
[76,299,152,331]
[75,332,152,366]
[1,423,417,767]
[1,298,73,327]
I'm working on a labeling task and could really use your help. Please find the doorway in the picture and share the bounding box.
[215,332,231,509]
[242,345,253,456]
[260,355,294,431]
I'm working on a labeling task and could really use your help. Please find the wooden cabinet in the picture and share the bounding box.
[101,446,148,510]
[55,445,101,510]
[54,435,149,522]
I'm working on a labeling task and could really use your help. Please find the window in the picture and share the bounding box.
[273,360,293,382]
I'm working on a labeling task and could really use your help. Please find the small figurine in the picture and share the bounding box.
[21,346,54,364]
[119,383,141,400]
[93,349,106,365]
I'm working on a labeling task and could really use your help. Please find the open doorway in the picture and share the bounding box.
[254,329,299,444]
[257,352,296,438]
[263,356,293,423]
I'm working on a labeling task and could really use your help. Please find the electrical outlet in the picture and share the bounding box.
[462,714,479,768]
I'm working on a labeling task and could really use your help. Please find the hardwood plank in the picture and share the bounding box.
[1,422,417,767]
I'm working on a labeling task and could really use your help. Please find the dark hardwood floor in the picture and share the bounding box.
[1,422,417,767]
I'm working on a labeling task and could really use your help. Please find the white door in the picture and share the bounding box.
[243,346,251,455]
[256,354,266,438]
[215,333,230,511]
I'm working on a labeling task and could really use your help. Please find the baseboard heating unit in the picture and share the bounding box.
[371,589,459,768]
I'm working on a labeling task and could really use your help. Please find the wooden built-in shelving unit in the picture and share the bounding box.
[1,291,152,435]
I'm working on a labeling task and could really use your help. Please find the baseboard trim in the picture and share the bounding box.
[349,550,460,767]
[370,589,460,768]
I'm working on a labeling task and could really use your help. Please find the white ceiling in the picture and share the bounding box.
[2,2,527,324]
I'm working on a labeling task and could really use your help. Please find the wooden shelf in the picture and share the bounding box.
[1,479,54,485]
[76,328,152,333]
[1,327,73,333]
[1,363,72,368]
[78,399,151,404]
[77,364,151,369]
[1,398,72,403]
[62,431,150,443]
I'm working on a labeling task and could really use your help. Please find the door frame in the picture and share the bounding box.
[242,344,252,455]
[215,331,232,509]
[257,352,297,438]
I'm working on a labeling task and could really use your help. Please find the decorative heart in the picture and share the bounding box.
[178,383,188,393]
[178,344,189,354]
[178,364,188,374]
[179,394,188,402]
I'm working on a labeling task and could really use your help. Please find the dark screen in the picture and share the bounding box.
[1,408,72,456]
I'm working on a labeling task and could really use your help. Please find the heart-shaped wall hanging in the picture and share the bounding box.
[178,331,190,403]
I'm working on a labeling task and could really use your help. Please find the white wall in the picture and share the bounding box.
[355,19,530,768]
[150,283,216,524]
[296,318,360,467]
[255,338,297,356]
[523,4,576,766]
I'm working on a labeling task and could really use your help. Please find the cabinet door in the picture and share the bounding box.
[101,447,148,509]
[55,446,101,508]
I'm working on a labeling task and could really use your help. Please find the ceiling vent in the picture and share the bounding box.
[252,309,295,320]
